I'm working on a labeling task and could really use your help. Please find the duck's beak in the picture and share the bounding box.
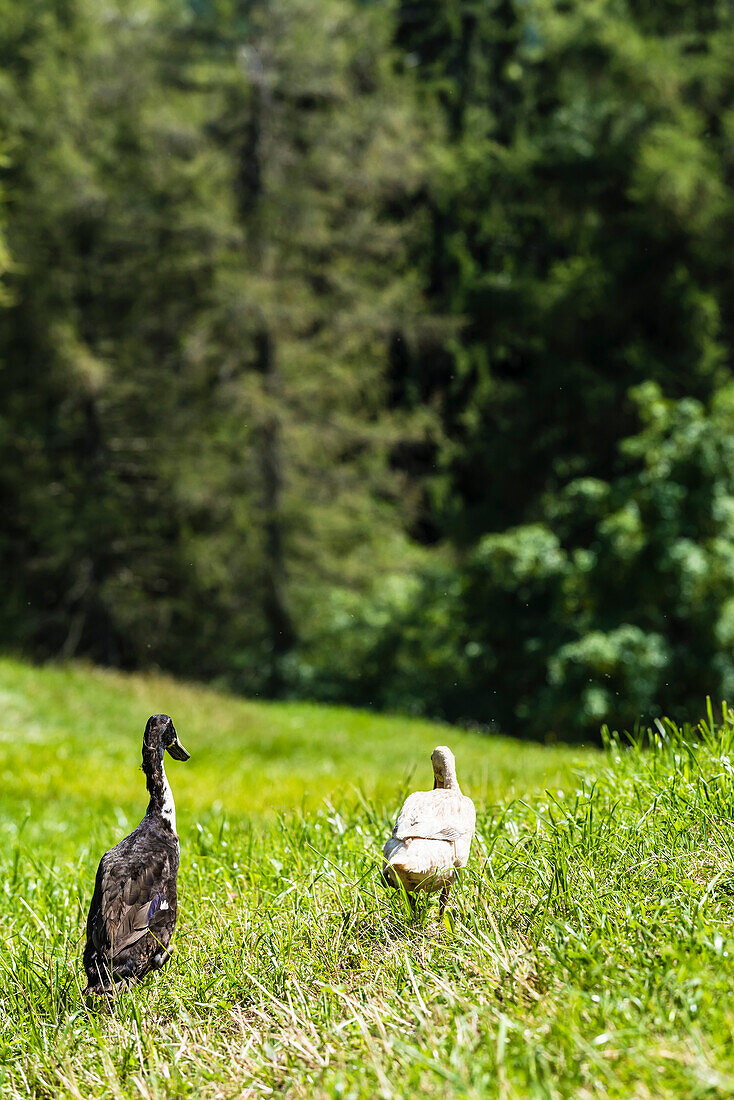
[167,736,190,761]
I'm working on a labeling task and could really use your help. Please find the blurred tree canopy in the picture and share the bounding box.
[1,0,734,739]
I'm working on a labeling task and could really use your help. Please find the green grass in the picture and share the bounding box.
[3,661,734,1097]
[0,657,584,848]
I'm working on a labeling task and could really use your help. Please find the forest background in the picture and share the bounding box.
[2,0,733,742]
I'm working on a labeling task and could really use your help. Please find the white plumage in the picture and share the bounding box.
[382,746,475,914]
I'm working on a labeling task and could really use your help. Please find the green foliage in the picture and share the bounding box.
[352,0,734,737]
[323,382,734,738]
[0,0,427,692]
[394,0,734,538]
[3,0,734,737]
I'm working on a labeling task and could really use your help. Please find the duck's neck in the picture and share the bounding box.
[438,761,460,791]
[143,743,177,832]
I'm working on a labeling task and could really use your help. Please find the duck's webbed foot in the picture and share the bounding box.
[438,884,451,920]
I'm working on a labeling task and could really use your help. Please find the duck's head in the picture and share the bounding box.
[143,714,190,763]
[431,745,457,789]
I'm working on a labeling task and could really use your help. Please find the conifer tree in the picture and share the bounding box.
[180,0,428,690]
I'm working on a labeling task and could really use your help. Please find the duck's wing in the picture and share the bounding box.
[106,859,170,954]
[86,840,177,962]
[392,790,474,843]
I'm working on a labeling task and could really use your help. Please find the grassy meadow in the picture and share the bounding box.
[2,660,734,1097]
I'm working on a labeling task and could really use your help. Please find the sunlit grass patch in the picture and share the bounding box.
[4,661,734,1097]
[0,656,586,850]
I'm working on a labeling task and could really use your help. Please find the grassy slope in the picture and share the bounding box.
[3,662,734,1098]
[0,658,585,847]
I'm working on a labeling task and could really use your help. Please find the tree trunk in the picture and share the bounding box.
[254,326,295,694]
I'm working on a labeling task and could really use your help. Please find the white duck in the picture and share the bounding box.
[382,745,475,916]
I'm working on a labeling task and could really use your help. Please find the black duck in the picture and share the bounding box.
[83,714,190,995]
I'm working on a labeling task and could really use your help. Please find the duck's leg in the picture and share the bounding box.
[438,884,451,920]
